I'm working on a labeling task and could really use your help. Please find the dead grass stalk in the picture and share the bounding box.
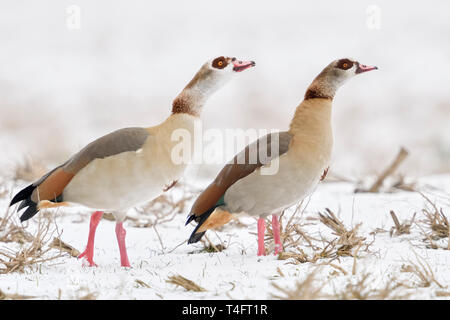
[0,213,64,274]
[271,270,325,300]
[166,274,206,292]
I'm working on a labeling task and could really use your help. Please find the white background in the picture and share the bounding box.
[0,0,449,179]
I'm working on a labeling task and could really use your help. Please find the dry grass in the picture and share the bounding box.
[318,208,366,257]
[400,252,445,289]
[265,200,318,255]
[267,202,324,263]
[390,210,415,236]
[422,208,449,240]
[276,239,345,264]
[354,147,413,193]
[166,274,207,292]
[271,270,325,300]
[135,279,151,288]
[49,237,80,257]
[0,207,33,244]
[199,233,227,253]
[417,193,449,250]
[0,224,34,244]
[272,264,413,300]
[278,250,310,264]
[275,207,370,265]
[0,289,36,300]
[435,291,450,297]
[73,287,99,300]
[1,199,77,273]
[391,175,417,192]
[333,273,410,300]
[200,243,227,253]
[0,214,64,274]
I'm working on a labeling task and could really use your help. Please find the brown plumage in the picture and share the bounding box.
[10,127,150,221]
[186,58,378,256]
[32,168,74,203]
[10,55,256,267]
[189,131,293,220]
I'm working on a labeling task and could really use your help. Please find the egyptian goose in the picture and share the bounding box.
[9,56,255,267]
[186,58,377,256]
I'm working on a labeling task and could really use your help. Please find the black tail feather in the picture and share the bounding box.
[187,207,216,244]
[20,202,38,222]
[10,184,34,206]
[10,184,39,222]
[185,214,196,226]
[18,198,32,211]
[188,231,206,244]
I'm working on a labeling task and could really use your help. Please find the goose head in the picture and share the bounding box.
[184,56,255,95]
[209,56,256,73]
[306,58,378,100]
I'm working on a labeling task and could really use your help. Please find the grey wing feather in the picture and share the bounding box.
[231,131,292,167]
[216,131,293,187]
[63,127,150,174]
[222,131,293,215]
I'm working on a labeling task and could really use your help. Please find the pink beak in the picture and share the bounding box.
[356,63,378,74]
[232,59,256,72]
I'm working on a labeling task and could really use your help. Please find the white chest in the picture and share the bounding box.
[225,141,332,217]
[64,114,198,211]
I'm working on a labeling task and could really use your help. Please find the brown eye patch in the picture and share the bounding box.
[212,56,228,69]
[336,59,354,70]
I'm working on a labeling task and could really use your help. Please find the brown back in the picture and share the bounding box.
[30,127,150,202]
[191,131,292,216]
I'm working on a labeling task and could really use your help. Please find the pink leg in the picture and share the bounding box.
[272,214,283,255]
[257,218,266,256]
[115,222,131,267]
[78,211,103,267]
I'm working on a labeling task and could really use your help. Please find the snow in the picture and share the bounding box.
[1,175,449,299]
[0,0,449,300]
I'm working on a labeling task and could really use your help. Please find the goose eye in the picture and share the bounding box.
[343,63,348,68]
[212,56,227,69]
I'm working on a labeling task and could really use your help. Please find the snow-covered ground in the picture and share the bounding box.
[0,0,449,301]
[1,174,449,299]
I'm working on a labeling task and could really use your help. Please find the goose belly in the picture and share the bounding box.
[225,153,327,217]
[63,150,185,211]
